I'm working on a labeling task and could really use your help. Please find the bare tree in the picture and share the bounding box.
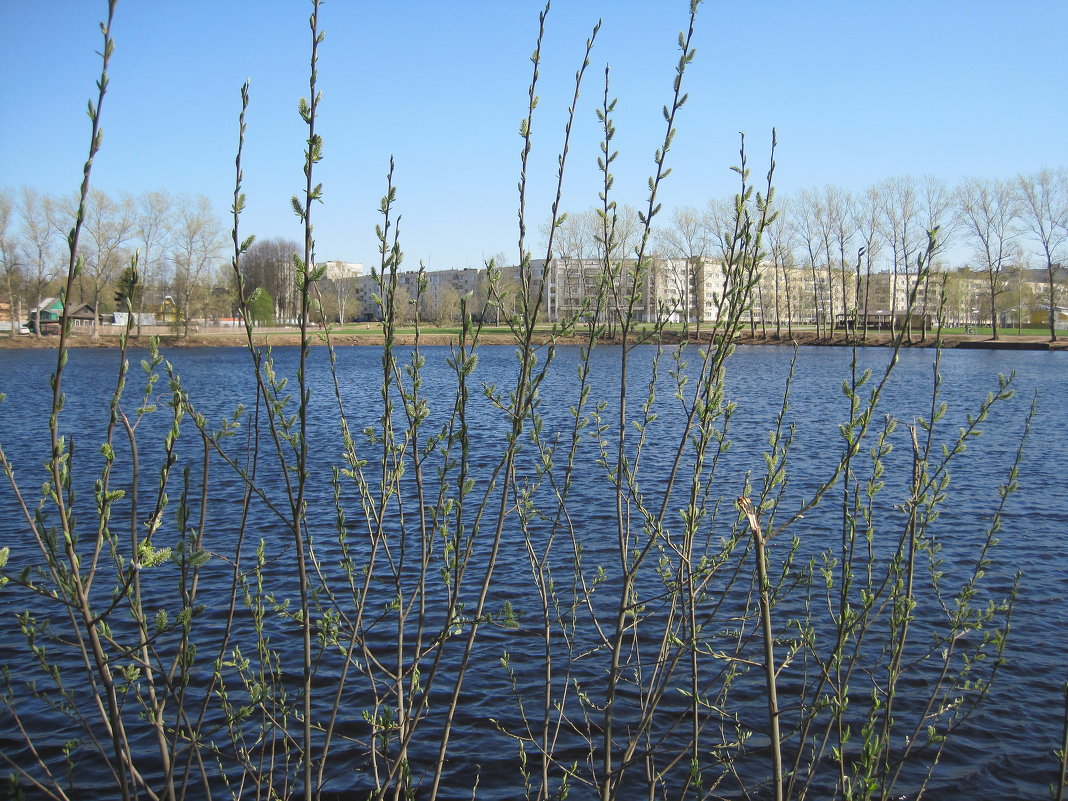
[956,177,1021,340]
[549,204,644,334]
[792,188,829,336]
[607,203,643,261]
[168,195,225,336]
[76,189,135,337]
[598,203,643,334]
[916,176,956,339]
[878,176,922,340]
[825,185,855,337]
[241,237,301,323]
[205,262,237,322]
[1016,167,1068,341]
[330,276,355,324]
[704,196,747,326]
[551,209,597,261]
[942,266,977,327]
[1002,261,1036,333]
[17,188,61,338]
[392,283,415,324]
[483,254,521,326]
[853,185,883,340]
[133,190,174,336]
[548,209,598,323]
[655,205,707,333]
[765,198,796,338]
[0,189,21,338]
[435,285,462,325]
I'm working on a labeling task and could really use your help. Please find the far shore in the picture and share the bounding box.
[1,326,1065,352]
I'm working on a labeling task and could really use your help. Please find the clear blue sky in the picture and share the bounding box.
[2,1,1065,270]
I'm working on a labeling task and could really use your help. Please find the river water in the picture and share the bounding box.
[0,342,1064,799]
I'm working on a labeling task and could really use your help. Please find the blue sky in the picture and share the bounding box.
[2,1,1065,270]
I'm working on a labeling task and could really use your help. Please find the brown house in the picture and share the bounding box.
[28,298,99,334]
[67,302,98,329]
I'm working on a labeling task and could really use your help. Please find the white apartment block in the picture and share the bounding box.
[534,257,737,325]
[333,259,1063,331]
[320,260,364,281]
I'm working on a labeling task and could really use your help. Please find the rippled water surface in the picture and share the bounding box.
[0,342,1065,799]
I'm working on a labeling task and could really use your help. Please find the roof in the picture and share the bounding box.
[31,296,63,313]
[67,302,97,319]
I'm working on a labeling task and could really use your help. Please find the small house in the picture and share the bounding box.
[28,298,99,334]
[28,297,64,334]
[67,302,98,330]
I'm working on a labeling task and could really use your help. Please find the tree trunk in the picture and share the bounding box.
[810,262,820,338]
[91,285,101,339]
[784,263,793,339]
[4,277,14,339]
[825,258,835,340]
[990,284,999,341]
[777,264,786,337]
[1047,261,1058,343]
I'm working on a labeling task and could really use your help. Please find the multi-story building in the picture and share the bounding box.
[325,256,1066,333]
[535,256,725,326]
[858,272,926,314]
[751,266,939,331]
[317,260,365,323]
[533,258,640,324]
[528,257,770,326]
[413,267,484,323]
[648,258,701,323]
[345,266,489,324]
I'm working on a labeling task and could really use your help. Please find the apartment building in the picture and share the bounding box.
[322,256,1064,332]
[534,256,736,325]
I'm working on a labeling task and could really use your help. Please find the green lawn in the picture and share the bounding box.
[939,325,1068,337]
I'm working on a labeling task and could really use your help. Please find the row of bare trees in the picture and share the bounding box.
[4,170,1063,340]
[0,188,311,337]
[548,169,1067,340]
[0,187,230,337]
[761,171,1064,340]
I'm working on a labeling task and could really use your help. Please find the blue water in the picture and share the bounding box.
[0,342,1064,799]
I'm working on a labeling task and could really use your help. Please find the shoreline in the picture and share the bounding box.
[0,329,1064,351]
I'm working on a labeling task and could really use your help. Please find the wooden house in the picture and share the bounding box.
[67,302,98,330]
[29,297,64,334]
[28,298,99,334]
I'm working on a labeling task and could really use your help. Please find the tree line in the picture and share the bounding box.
[0,188,228,337]
[0,188,318,338]
[550,169,1067,340]
[3,169,1065,339]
